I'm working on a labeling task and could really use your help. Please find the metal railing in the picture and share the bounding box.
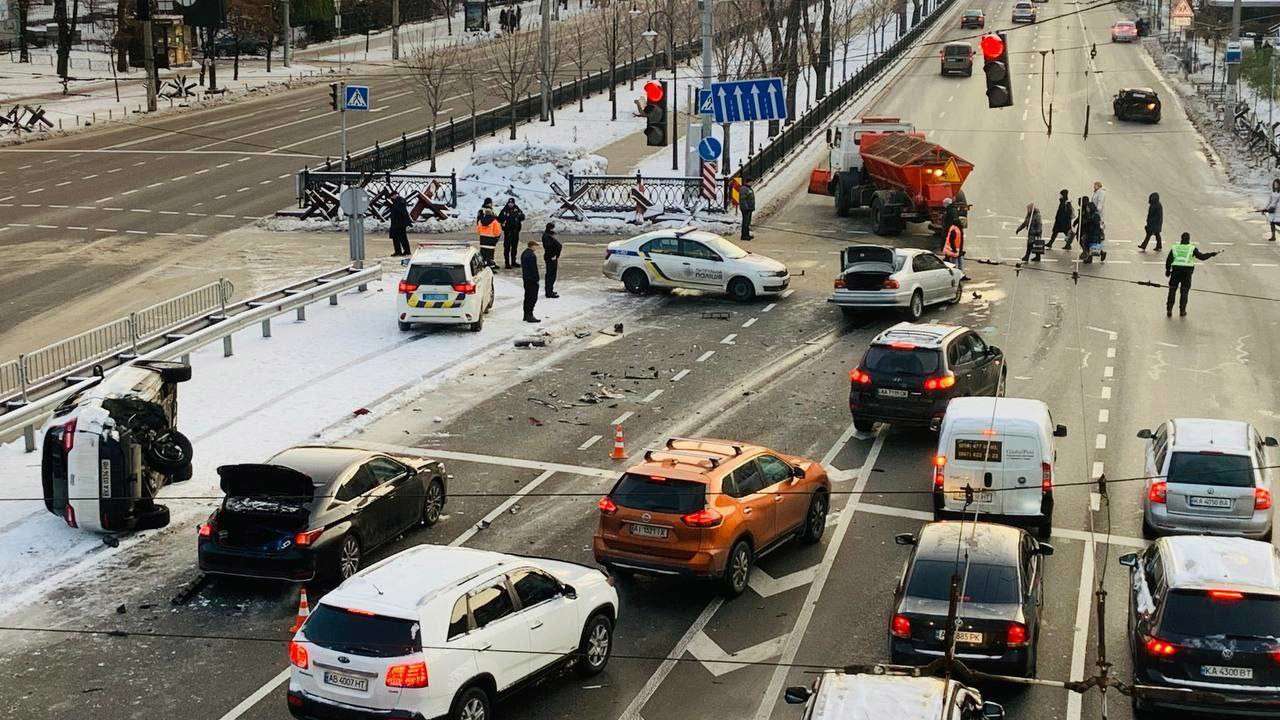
[294,171,459,221]
[0,360,20,400]
[567,171,727,214]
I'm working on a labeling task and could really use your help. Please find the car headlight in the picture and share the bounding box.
[758,269,789,278]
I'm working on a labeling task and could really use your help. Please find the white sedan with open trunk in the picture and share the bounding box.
[828,245,963,319]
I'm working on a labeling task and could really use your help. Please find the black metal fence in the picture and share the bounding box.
[292,170,458,221]
[566,172,722,215]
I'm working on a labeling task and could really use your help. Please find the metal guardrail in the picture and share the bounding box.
[0,360,19,400]
[1,265,380,452]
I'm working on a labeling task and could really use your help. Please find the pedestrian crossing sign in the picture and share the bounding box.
[344,85,370,111]
[941,158,962,183]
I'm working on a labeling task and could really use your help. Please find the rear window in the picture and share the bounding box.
[1159,591,1280,639]
[406,264,466,286]
[303,605,422,658]
[906,559,1019,604]
[1168,452,1254,488]
[945,45,971,56]
[864,346,942,376]
[611,473,706,514]
[845,246,897,265]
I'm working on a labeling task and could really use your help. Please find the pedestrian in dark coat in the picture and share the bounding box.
[1016,202,1044,262]
[1078,199,1105,262]
[1138,192,1163,251]
[515,5,522,28]
[542,222,562,298]
[521,240,541,323]
[739,179,756,241]
[498,199,525,268]
[388,192,411,256]
[1048,189,1073,248]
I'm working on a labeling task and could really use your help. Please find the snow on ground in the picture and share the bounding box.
[0,269,627,612]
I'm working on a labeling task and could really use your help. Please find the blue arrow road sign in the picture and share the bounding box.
[344,85,370,111]
[697,136,722,162]
[710,78,786,124]
[697,89,714,116]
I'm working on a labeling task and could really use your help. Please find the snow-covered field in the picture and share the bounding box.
[0,269,628,612]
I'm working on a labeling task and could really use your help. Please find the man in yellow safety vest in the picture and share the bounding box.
[1164,232,1219,317]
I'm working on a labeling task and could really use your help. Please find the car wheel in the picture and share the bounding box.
[167,463,194,483]
[853,415,875,433]
[834,180,850,217]
[143,430,194,473]
[728,277,756,303]
[870,196,890,235]
[421,479,445,527]
[398,321,412,331]
[948,279,964,305]
[721,540,753,597]
[904,290,924,320]
[576,612,614,676]
[134,504,170,531]
[136,360,192,384]
[1141,516,1159,540]
[451,686,491,720]
[469,312,483,333]
[1023,640,1039,677]
[336,534,361,581]
[801,491,829,544]
[622,268,650,295]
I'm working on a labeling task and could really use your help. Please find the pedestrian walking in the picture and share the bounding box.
[388,191,412,256]
[515,5,522,28]
[1015,202,1044,262]
[943,217,966,270]
[1164,232,1220,317]
[542,222,562,298]
[1048,189,1073,248]
[1078,198,1106,263]
[1260,178,1280,241]
[498,198,525,268]
[499,8,508,32]
[1138,192,1163,251]
[521,239,541,323]
[1091,180,1106,239]
[739,178,756,241]
[476,198,502,270]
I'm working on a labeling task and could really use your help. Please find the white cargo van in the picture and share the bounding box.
[932,397,1066,538]
[783,670,1005,720]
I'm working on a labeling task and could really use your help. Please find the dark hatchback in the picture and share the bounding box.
[198,446,447,583]
[1114,87,1161,123]
[890,522,1052,677]
[1122,536,1280,718]
[849,323,1005,433]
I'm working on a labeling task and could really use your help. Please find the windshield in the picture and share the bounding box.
[1159,591,1280,640]
[863,346,942,376]
[303,605,422,658]
[1168,452,1254,488]
[611,473,706,514]
[906,559,1020,604]
[702,237,748,260]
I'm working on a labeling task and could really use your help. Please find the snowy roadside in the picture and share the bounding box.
[0,270,632,613]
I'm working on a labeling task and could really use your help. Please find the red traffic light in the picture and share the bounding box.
[644,80,664,103]
[980,34,1005,61]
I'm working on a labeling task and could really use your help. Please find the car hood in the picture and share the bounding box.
[217,464,315,499]
[737,253,787,273]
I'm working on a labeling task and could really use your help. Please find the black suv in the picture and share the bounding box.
[1121,536,1280,718]
[849,323,1005,432]
[1114,87,1161,123]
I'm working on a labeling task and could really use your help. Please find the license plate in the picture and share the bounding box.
[1202,665,1254,680]
[950,490,994,504]
[878,388,909,398]
[1189,496,1233,509]
[419,293,448,300]
[935,629,983,644]
[630,523,669,539]
[323,670,369,692]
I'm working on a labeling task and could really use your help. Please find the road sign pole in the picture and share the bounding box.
[340,82,348,173]
[699,0,713,142]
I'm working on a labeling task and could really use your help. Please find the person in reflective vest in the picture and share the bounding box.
[943,217,966,269]
[1164,232,1219,318]
[475,198,502,269]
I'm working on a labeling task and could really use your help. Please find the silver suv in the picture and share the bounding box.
[1138,418,1277,540]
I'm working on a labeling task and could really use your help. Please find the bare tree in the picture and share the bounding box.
[594,1,625,120]
[485,25,536,139]
[459,67,482,151]
[800,0,832,100]
[226,0,273,81]
[53,0,82,83]
[567,14,590,111]
[541,24,569,125]
[402,33,453,171]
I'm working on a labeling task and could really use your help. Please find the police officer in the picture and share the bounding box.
[541,222,562,298]
[521,239,541,323]
[738,179,756,241]
[1164,232,1219,317]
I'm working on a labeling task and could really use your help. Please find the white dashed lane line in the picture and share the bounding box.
[67,226,87,230]
[641,389,663,403]
[1095,434,1107,450]
[55,181,71,187]
[611,411,634,426]
[742,317,757,328]
[27,188,43,194]
[81,174,97,180]
[762,303,776,312]
[721,334,737,345]
[696,350,715,362]
[671,369,691,382]
[1098,409,1109,423]
[578,435,603,451]
[1103,366,1114,378]
[1101,386,1112,400]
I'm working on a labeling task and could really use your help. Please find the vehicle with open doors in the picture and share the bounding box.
[828,245,962,320]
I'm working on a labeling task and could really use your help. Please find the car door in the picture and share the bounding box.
[462,579,531,690]
[639,236,684,286]
[335,466,393,547]
[730,460,776,546]
[365,456,420,534]
[509,568,579,674]
[756,454,807,535]
[679,239,728,290]
[964,333,1000,394]
[918,253,956,304]
[946,336,979,393]
[910,254,939,303]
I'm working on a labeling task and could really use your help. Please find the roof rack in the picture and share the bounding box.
[665,437,745,456]
[642,449,720,469]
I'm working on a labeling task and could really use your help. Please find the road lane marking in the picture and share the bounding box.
[855,503,1146,548]
[617,600,723,720]
[26,188,43,194]
[721,333,737,344]
[641,389,663,403]
[687,631,787,677]
[748,566,819,598]
[762,303,776,312]
[1106,347,1115,358]
[1095,434,1107,450]
[1098,409,1109,423]
[696,350,715,362]
[671,369,690,382]
[214,669,291,720]
[1103,366,1114,378]
[742,317,757,328]
[55,181,71,187]
[1066,532,1096,720]
[1101,386,1112,399]
[578,435,603,451]
[611,411,634,426]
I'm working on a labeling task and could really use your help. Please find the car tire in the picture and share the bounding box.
[904,290,924,320]
[134,504,170,531]
[622,268,650,295]
[575,612,614,677]
[840,306,860,321]
[728,277,756,303]
[721,540,753,597]
[1035,517,1052,541]
[1141,516,1159,540]
[136,360,193,384]
[965,67,973,77]
[800,491,829,544]
[870,195,891,235]
[948,278,964,305]
[167,463,194,483]
[143,430,194,473]
[853,415,875,433]
[335,534,362,582]
[398,321,412,331]
[421,478,445,526]
[470,312,483,333]
[1264,527,1274,543]
[1023,639,1039,677]
[834,180,850,217]
[450,685,491,720]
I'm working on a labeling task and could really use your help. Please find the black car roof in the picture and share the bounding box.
[266,446,379,489]
[914,522,1023,565]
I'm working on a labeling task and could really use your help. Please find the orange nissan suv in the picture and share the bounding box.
[592,437,831,596]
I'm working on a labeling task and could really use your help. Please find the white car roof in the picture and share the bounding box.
[1161,536,1280,594]
[408,243,476,265]
[809,673,960,720]
[943,397,1051,432]
[1170,418,1252,452]
[874,322,962,348]
[320,545,511,618]
[621,227,728,246]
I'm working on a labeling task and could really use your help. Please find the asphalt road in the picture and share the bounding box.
[5,1,1280,720]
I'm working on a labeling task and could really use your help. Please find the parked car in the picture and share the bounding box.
[1137,418,1276,540]
[1012,1,1036,22]
[593,437,830,596]
[784,670,1005,720]
[212,34,268,57]
[829,245,962,320]
[198,446,448,582]
[1114,87,1161,123]
[890,522,1053,677]
[398,242,495,332]
[959,9,985,28]
[940,42,975,77]
[42,360,194,533]
[602,227,790,302]
[287,545,618,720]
[1120,536,1280,718]
[1112,20,1139,42]
[848,323,1005,433]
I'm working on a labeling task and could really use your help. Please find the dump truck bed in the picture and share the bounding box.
[859,133,973,207]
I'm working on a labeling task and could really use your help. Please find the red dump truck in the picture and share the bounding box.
[809,117,974,236]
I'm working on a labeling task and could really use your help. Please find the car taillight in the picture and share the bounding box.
[293,528,324,547]
[681,507,723,528]
[452,282,476,294]
[1208,589,1245,602]
[63,503,77,528]
[385,661,429,688]
[198,513,217,538]
[891,614,911,638]
[933,456,946,489]
[1041,462,1052,492]
[1145,637,1178,657]
[289,640,310,669]
[1148,481,1167,504]
[849,368,872,385]
[597,496,617,515]
[1146,102,1156,110]
[882,278,900,289]
[1006,622,1029,647]
[923,374,956,391]
[62,418,77,452]
[397,281,418,295]
[834,277,846,289]
[1257,488,1272,510]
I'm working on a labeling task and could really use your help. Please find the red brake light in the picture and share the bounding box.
[1006,622,1029,647]
[681,507,723,528]
[923,374,956,391]
[397,280,419,295]
[1148,481,1167,504]
[452,282,476,294]
[198,522,214,538]
[386,661,429,688]
[834,277,847,289]
[1145,637,1178,657]
[882,278,900,289]
[63,503,77,528]
[1041,462,1052,492]
[849,368,872,385]
[933,456,945,489]
[289,640,310,669]
[891,613,911,638]
[888,341,916,349]
[1208,590,1245,602]
[293,528,324,547]
[62,418,77,452]
[1257,488,1273,510]
[597,496,618,514]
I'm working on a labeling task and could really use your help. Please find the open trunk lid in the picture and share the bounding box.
[218,464,315,498]
[215,464,314,547]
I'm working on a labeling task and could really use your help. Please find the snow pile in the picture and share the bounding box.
[456,139,608,218]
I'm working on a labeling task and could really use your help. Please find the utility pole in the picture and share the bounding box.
[391,0,400,61]
[340,81,348,171]
[1227,0,1242,129]
[540,0,552,121]
[668,0,677,172]
[141,0,157,112]
[282,0,291,67]
[699,0,712,142]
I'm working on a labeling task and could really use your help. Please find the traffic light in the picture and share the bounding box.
[643,80,667,146]
[329,82,340,112]
[980,33,1013,109]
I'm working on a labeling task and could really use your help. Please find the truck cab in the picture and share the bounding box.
[828,116,918,184]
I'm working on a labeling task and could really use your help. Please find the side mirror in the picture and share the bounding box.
[1266,436,1279,447]
[1037,542,1055,556]
[1054,424,1068,438]
[561,584,577,600]
[784,686,812,705]
[1136,428,1153,440]
[982,701,1006,720]
[791,463,806,479]
[1118,552,1139,568]
[987,345,1001,357]
[894,533,917,546]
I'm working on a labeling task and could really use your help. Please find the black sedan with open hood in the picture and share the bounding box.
[197,446,447,582]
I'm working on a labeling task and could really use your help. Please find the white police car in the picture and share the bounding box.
[397,243,494,332]
[602,227,789,302]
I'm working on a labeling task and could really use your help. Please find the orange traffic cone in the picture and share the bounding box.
[610,425,627,460]
[290,587,311,633]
